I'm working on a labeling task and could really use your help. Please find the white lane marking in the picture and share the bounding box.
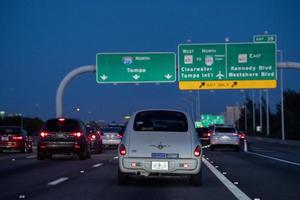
[246,151,300,166]
[26,155,37,159]
[222,172,227,175]
[113,156,118,159]
[234,181,239,185]
[92,163,103,168]
[202,145,210,149]
[18,194,26,199]
[80,170,85,173]
[11,158,16,162]
[48,177,69,186]
[202,158,251,200]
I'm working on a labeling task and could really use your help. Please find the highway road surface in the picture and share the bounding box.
[0,140,299,200]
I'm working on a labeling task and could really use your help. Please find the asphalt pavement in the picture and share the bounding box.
[0,140,299,200]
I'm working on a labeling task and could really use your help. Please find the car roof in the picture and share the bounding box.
[132,109,188,116]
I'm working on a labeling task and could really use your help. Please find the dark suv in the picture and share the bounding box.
[37,118,91,160]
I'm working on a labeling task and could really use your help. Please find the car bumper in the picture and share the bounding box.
[102,139,121,145]
[119,157,202,175]
[38,141,84,154]
[0,141,25,150]
[210,136,240,145]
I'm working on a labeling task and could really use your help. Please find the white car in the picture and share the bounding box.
[118,109,202,186]
[210,125,240,151]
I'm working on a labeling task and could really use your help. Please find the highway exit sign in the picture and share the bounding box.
[96,52,176,83]
[178,43,277,90]
[253,34,276,43]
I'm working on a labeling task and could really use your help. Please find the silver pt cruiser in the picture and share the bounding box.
[118,109,202,186]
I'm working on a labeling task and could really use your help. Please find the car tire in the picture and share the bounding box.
[190,168,202,186]
[79,147,88,160]
[235,146,240,152]
[37,153,45,160]
[118,168,128,185]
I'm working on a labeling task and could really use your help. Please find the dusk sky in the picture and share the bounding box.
[1,0,300,123]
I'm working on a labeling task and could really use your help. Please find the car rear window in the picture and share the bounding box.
[43,119,81,132]
[215,127,236,133]
[0,127,21,135]
[134,111,188,132]
[102,127,122,134]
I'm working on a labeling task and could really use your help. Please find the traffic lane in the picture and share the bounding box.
[247,139,300,164]
[29,155,238,200]
[0,150,116,199]
[204,149,300,200]
[0,150,35,162]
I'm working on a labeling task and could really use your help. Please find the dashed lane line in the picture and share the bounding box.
[246,151,300,167]
[92,163,103,168]
[202,158,251,200]
[48,177,69,186]
[26,155,37,159]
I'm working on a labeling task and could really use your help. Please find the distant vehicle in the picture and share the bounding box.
[86,125,102,154]
[118,110,202,186]
[0,126,33,153]
[195,127,211,145]
[37,118,91,160]
[102,127,123,147]
[210,125,240,151]
[108,123,126,133]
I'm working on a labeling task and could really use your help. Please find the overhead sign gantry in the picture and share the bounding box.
[178,42,276,90]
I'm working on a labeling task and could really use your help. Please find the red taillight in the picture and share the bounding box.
[119,144,126,156]
[12,136,23,140]
[207,132,211,137]
[194,146,202,157]
[40,132,48,137]
[116,134,123,138]
[72,132,83,137]
[91,135,96,139]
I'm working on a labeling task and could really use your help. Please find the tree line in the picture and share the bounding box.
[237,89,300,140]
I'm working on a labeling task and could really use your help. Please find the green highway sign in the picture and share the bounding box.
[178,42,277,90]
[96,52,176,83]
[253,34,276,43]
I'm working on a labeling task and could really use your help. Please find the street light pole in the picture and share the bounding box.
[265,89,270,136]
[259,90,263,132]
[278,50,285,140]
[252,90,256,134]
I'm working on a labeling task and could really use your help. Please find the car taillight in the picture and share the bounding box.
[91,135,96,139]
[12,136,23,140]
[116,134,123,138]
[119,144,126,156]
[194,146,202,157]
[207,132,211,137]
[72,132,83,137]
[40,132,48,137]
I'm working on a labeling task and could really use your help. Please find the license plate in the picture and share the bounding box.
[151,161,168,171]
[1,136,9,141]
[57,133,65,138]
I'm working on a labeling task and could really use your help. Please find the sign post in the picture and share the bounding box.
[178,43,276,90]
[96,52,176,83]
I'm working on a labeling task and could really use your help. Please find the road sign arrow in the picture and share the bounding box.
[231,82,238,88]
[132,74,140,80]
[100,74,108,81]
[199,82,206,88]
[165,74,172,80]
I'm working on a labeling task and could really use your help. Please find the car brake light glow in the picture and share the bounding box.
[119,144,126,156]
[12,136,23,140]
[131,162,137,167]
[207,132,211,137]
[194,146,202,157]
[40,132,48,137]
[116,134,123,138]
[72,132,83,137]
[58,118,65,122]
[92,135,96,139]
